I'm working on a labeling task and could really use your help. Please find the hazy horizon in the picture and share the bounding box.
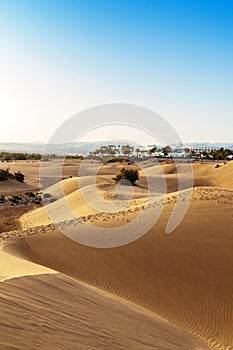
[0,139,233,146]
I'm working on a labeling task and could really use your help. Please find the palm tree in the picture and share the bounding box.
[135,148,140,157]
[122,144,132,156]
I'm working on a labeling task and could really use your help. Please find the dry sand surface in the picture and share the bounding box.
[0,159,89,195]
[0,160,41,195]
[0,241,55,281]
[0,205,36,233]
[0,273,209,350]
[0,158,233,350]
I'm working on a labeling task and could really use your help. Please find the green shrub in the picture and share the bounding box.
[25,191,35,197]
[115,168,139,185]
[15,171,24,183]
[14,195,22,200]
[0,168,9,181]
[9,194,22,202]
[104,158,132,164]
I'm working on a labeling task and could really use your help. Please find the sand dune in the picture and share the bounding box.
[2,158,231,196]
[192,161,233,189]
[20,179,233,230]
[15,191,233,350]
[144,160,233,192]
[0,273,210,350]
[20,179,153,228]
[1,160,233,350]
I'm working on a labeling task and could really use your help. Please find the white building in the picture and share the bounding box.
[185,145,219,153]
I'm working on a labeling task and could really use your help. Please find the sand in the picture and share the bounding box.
[0,241,55,282]
[0,273,209,350]
[0,159,233,349]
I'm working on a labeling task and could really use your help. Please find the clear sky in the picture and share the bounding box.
[0,0,233,144]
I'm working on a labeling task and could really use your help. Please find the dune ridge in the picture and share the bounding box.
[20,185,233,229]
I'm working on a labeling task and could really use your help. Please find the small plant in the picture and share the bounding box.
[0,168,9,181]
[15,171,25,183]
[14,195,22,200]
[9,194,22,203]
[115,168,139,185]
[9,197,19,204]
[25,191,35,197]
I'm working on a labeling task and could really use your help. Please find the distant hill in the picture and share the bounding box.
[183,142,233,148]
[0,141,138,155]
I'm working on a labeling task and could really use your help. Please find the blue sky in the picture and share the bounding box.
[0,0,233,143]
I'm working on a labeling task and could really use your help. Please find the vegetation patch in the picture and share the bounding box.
[0,152,42,161]
[115,168,139,186]
[0,168,25,182]
[0,169,10,181]
[0,192,42,207]
[104,158,133,165]
[25,191,35,197]
[15,171,25,183]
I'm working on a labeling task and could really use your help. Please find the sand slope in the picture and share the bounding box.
[144,160,233,192]
[1,160,233,350]
[20,180,153,228]
[0,241,55,281]
[192,161,233,189]
[0,273,209,350]
[16,193,233,350]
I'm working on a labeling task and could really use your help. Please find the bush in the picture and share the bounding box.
[115,168,139,185]
[104,158,132,165]
[14,195,22,200]
[9,194,22,202]
[0,168,9,181]
[15,171,24,183]
[34,199,42,204]
[25,191,35,197]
